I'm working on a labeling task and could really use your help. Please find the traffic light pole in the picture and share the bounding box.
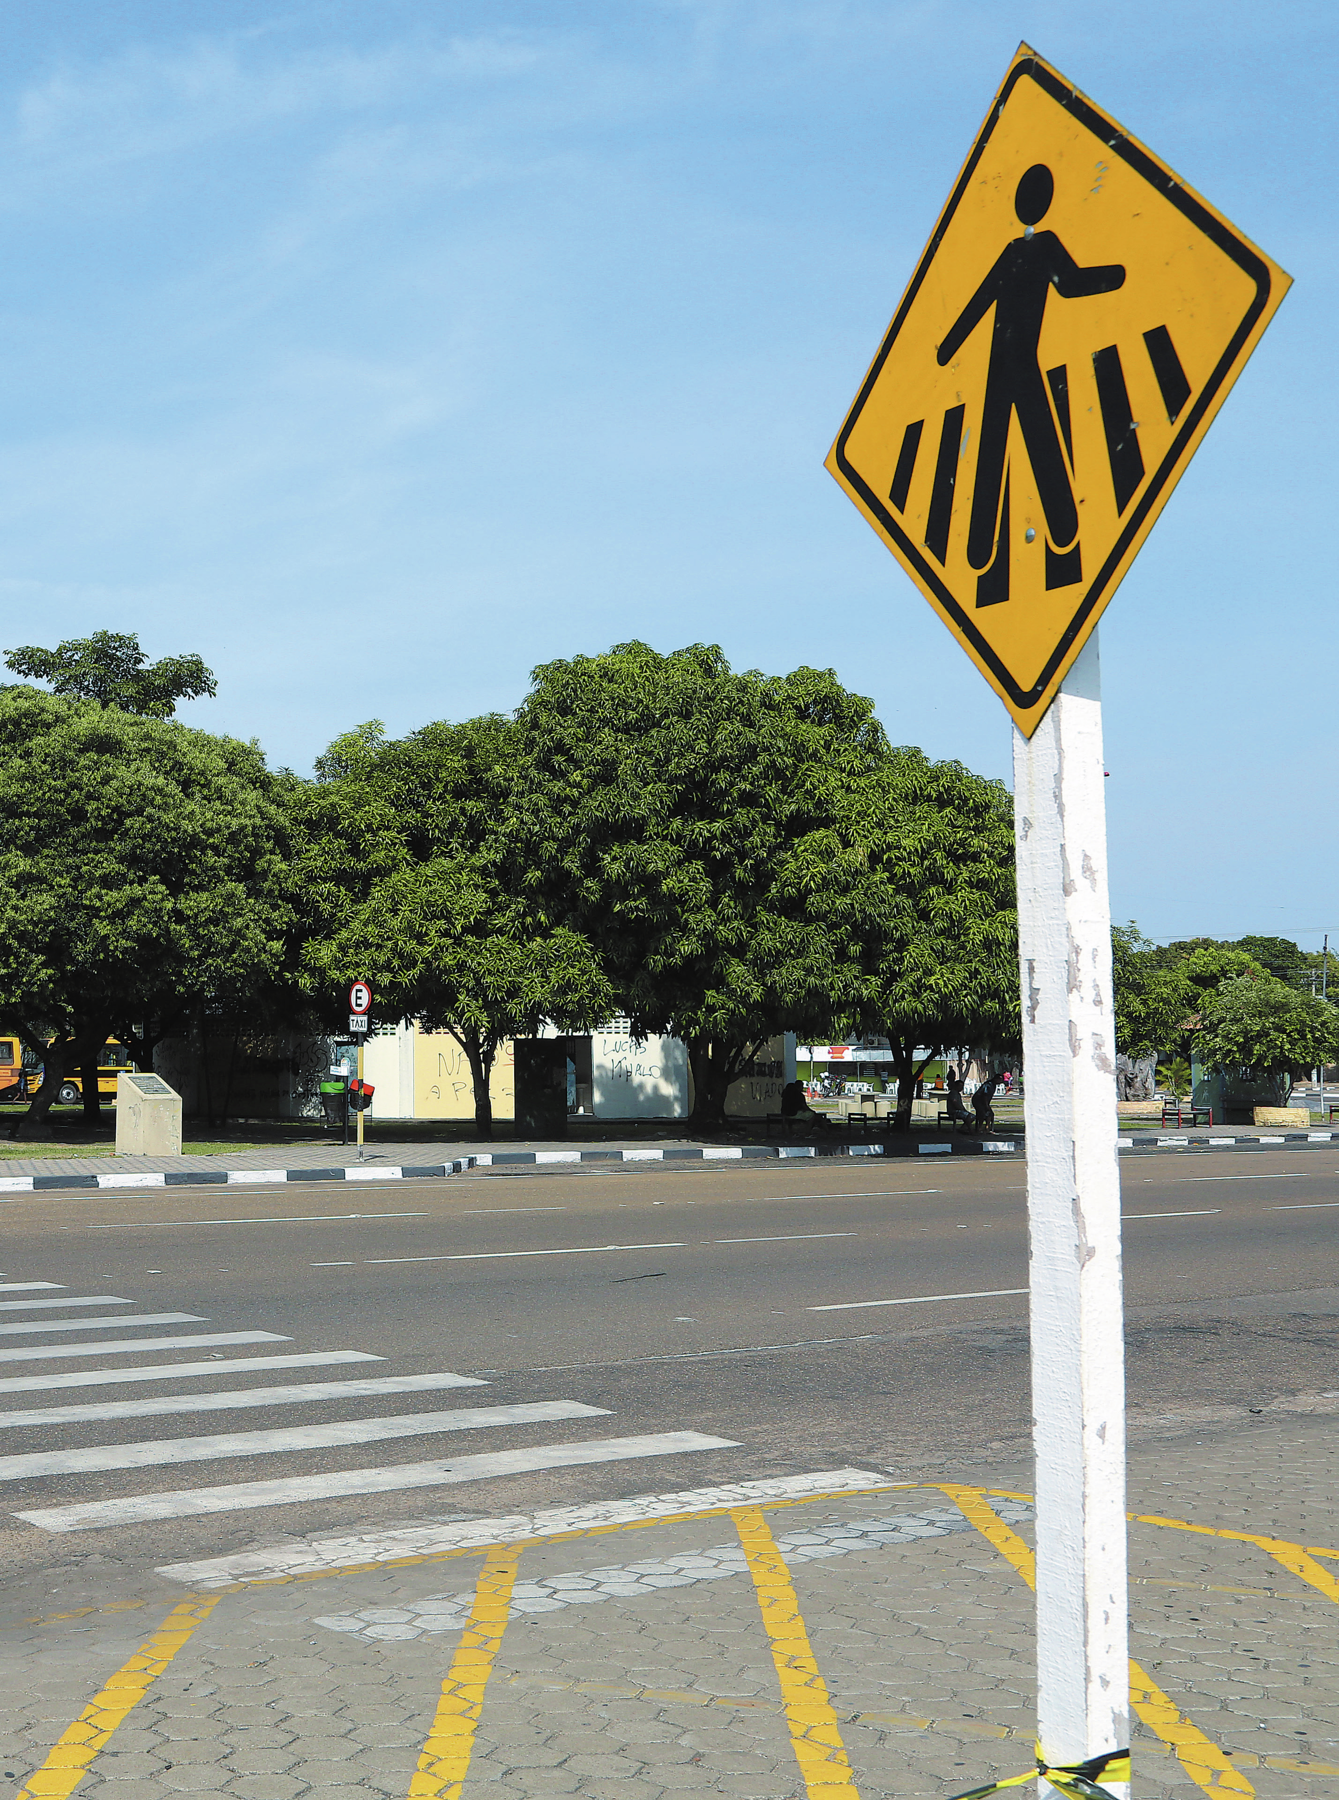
[1012,631,1129,1797]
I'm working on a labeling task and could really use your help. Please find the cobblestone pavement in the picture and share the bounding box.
[2,1414,1337,1799]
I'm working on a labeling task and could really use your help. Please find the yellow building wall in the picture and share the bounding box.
[413,1030,515,1120]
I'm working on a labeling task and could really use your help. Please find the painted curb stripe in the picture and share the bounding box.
[1,1129,1334,1196]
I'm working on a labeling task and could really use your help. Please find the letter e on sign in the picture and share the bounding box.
[348,982,372,1016]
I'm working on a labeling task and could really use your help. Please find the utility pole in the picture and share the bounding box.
[1013,633,1129,1790]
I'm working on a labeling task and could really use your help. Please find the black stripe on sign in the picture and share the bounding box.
[1143,324,1192,424]
[889,420,923,511]
[925,405,964,564]
[1046,365,1073,465]
[1093,345,1145,514]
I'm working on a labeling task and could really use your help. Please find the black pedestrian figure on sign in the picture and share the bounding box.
[936,164,1125,602]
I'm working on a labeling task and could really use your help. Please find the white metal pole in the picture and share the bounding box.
[1012,631,1129,1798]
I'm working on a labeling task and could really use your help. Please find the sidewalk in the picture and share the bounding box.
[3,1413,1337,1797]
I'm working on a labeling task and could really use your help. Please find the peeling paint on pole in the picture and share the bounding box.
[1014,633,1129,1794]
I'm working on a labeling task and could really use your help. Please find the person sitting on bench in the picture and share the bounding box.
[945,1068,972,1124]
[780,1079,831,1126]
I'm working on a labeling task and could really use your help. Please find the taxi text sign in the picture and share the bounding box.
[827,45,1290,735]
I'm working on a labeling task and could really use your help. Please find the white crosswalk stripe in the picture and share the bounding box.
[0,1369,483,1426]
[0,1331,289,1363]
[0,1269,740,1538]
[0,1312,203,1336]
[0,1295,130,1311]
[0,1399,610,1479]
[0,1350,380,1394]
[17,1433,740,1531]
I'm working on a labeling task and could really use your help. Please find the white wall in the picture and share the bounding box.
[363,1022,415,1119]
[592,1031,689,1119]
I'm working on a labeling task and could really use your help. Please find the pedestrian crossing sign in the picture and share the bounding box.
[826,44,1290,735]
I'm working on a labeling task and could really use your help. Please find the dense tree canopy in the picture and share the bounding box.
[844,748,1018,1125]
[0,688,291,1133]
[3,630,217,717]
[509,641,1018,1124]
[1113,928,1268,1064]
[291,715,611,1135]
[1195,974,1339,1105]
[508,643,886,1121]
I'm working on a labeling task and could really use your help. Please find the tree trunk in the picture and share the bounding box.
[461,1033,495,1139]
[686,1037,750,1127]
[81,1048,102,1123]
[889,1039,942,1131]
[890,1040,917,1130]
[8,1039,69,1140]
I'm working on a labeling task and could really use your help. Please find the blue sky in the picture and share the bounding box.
[0,1,1331,947]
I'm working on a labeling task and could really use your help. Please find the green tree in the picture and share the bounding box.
[291,716,611,1137]
[1195,974,1339,1106]
[1228,935,1309,987]
[1112,928,1265,1067]
[0,688,292,1134]
[511,643,892,1124]
[4,630,216,717]
[1112,924,1187,1060]
[845,749,1018,1127]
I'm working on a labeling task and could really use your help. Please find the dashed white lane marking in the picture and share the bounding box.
[0,1350,380,1395]
[0,1369,487,1428]
[315,1501,1037,1642]
[1174,1172,1312,1183]
[0,1399,607,1481]
[712,1234,855,1244]
[21,1430,741,1532]
[88,1211,429,1231]
[1271,1201,1339,1211]
[0,1295,131,1312]
[459,1208,569,1215]
[0,1312,205,1337]
[0,1284,65,1293]
[311,1241,688,1268]
[158,1468,896,1586]
[0,1330,287,1364]
[1120,1210,1220,1220]
[807,1287,1027,1312]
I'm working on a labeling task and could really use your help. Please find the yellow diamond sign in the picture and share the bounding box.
[827,45,1290,735]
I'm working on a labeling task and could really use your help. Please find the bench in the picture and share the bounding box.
[765,1112,811,1136]
[1328,1103,1339,1124]
[938,1109,973,1131]
[1160,1103,1212,1127]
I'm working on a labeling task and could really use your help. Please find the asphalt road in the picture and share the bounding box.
[0,1147,1337,1605]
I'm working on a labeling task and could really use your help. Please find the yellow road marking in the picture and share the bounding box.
[15,1595,219,1800]
[732,1503,860,1799]
[937,1486,1253,1799]
[407,1544,518,1800]
[1130,1511,1339,1604]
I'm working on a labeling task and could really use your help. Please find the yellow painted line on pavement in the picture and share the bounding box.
[732,1503,861,1799]
[15,1594,219,1800]
[407,1544,519,1800]
[937,1486,1253,1799]
[1130,1509,1339,1604]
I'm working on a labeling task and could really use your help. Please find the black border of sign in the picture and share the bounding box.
[832,53,1273,710]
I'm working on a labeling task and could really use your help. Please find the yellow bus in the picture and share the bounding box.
[0,1039,137,1106]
